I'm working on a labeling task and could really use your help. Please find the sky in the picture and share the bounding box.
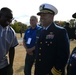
[0,0,76,25]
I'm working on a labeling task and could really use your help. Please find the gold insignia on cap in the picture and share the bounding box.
[39,5,45,11]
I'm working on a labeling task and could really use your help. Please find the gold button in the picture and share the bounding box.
[40,42,42,44]
[59,69,61,71]
[50,42,52,44]
[39,53,41,55]
[47,44,49,46]
[39,48,41,50]
[45,41,47,43]
[39,59,41,61]
[70,64,72,66]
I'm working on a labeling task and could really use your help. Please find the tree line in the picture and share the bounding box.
[10,18,76,33]
[11,20,28,33]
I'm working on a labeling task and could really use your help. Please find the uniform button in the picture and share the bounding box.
[59,69,61,71]
[34,59,36,62]
[39,53,41,55]
[45,41,47,43]
[47,44,49,46]
[39,59,41,61]
[70,64,72,66]
[50,42,52,44]
[40,42,42,44]
[39,48,41,50]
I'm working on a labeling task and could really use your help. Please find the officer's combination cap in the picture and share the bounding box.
[37,3,58,15]
[72,13,76,18]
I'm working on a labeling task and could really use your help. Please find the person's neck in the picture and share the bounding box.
[43,22,52,28]
[31,26,36,29]
[0,24,7,28]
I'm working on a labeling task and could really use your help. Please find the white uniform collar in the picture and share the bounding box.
[43,24,51,30]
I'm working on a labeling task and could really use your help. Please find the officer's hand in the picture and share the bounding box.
[26,49,31,52]
[28,52,33,55]
[26,46,35,53]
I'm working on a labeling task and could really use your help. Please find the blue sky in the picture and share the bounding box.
[0,0,76,25]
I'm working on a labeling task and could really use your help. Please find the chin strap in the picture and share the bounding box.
[51,67,62,75]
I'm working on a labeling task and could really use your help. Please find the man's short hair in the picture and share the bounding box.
[0,7,13,18]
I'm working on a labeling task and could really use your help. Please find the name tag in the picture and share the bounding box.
[26,38,32,44]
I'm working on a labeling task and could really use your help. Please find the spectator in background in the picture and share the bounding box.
[67,12,76,75]
[64,22,76,40]
[23,15,41,75]
[20,29,22,38]
[72,13,76,18]
[64,22,71,39]
[0,7,18,75]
